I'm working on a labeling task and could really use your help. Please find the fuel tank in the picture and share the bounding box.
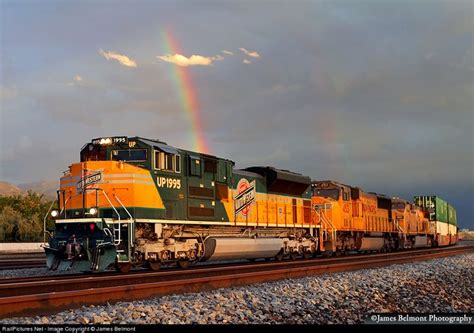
[414,236,430,248]
[358,237,384,251]
[202,237,283,261]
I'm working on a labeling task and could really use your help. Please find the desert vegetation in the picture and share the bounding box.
[0,192,54,242]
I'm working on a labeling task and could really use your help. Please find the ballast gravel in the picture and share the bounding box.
[1,253,472,324]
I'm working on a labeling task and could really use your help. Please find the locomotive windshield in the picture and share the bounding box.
[81,144,107,162]
[314,189,340,200]
[392,202,405,210]
[112,149,147,162]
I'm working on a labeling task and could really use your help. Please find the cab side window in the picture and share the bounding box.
[112,149,147,162]
[154,150,181,173]
[189,156,202,177]
[174,155,181,173]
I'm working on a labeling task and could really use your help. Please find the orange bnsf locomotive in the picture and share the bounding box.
[44,136,457,272]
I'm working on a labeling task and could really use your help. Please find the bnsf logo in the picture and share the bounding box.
[157,177,181,189]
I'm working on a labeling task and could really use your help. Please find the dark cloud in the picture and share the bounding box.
[1,0,472,228]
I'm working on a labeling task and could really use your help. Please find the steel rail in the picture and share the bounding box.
[0,245,472,319]
[0,253,45,270]
[0,244,469,285]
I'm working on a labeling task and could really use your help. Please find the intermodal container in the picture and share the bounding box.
[413,196,448,223]
[447,204,457,225]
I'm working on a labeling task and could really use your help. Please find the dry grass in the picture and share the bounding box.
[458,231,474,240]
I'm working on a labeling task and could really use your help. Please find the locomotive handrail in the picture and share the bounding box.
[394,219,405,234]
[317,204,337,232]
[43,199,57,243]
[314,204,337,251]
[98,189,122,245]
[60,196,71,218]
[111,193,134,261]
[113,193,133,220]
[98,189,121,220]
[103,228,113,238]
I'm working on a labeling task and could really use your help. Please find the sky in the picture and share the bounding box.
[0,0,473,229]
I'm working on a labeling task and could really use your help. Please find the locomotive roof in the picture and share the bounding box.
[233,169,265,179]
[312,180,356,190]
[137,137,179,155]
[242,166,311,196]
[391,197,410,204]
[245,166,311,184]
[135,137,235,164]
[84,136,235,164]
[313,180,392,201]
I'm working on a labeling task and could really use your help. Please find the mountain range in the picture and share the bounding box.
[0,180,58,199]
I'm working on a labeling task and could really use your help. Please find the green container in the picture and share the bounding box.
[447,204,457,225]
[413,196,448,223]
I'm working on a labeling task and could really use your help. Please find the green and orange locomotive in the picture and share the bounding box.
[44,136,458,272]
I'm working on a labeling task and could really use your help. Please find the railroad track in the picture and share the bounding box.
[0,252,45,270]
[0,245,472,319]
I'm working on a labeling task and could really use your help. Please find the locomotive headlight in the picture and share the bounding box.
[89,207,98,215]
[51,210,59,217]
[99,138,112,145]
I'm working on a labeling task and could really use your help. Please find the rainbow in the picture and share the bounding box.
[162,29,209,154]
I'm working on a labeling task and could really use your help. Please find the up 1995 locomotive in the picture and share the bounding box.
[44,136,458,272]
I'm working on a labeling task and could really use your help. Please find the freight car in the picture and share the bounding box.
[413,196,457,246]
[44,136,458,272]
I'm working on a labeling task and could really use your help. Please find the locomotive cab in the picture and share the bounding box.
[390,198,433,248]
[45,136,163,272]
[312,181,396,254]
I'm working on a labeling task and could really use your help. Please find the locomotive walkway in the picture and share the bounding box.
[0,245,472,319]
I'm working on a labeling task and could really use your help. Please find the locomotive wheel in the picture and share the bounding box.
[303,251,312,259]
[289,252,298,260]
[148,261,161,271]
[116,262,132,273]
[178,260,190,269]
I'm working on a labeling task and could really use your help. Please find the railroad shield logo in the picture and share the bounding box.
[234,178,256,216]
[77,169,102,193]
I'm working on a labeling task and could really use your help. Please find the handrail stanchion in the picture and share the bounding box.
[43,199,57,244]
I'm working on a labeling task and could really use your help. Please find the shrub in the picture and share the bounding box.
[0,192,54,242]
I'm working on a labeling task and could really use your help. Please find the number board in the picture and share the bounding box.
[91,137,128,145]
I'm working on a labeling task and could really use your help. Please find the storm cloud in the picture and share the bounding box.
[1,0,472,228]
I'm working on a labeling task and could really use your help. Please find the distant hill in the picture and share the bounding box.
[459,231,474,241]
[0,181,23,196]
[0,180,58,199]
[18,181,58,199]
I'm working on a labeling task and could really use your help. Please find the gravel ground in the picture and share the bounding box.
[1,253,472,324]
